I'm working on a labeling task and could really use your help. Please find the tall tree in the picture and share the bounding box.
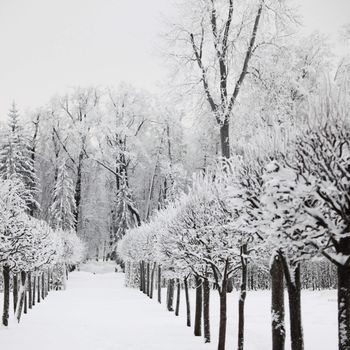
[0,103,39,212]
[167,0,294,158]
[50,159,76,231]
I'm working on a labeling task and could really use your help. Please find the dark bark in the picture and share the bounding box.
[217,260,229,350]
[28,272,32,309]
[238,244,248,350]
[218,287,227,350]
[271,254,285,350]
[220,121,230,159]
[33,275,36,306]
[249,268,254,291]
[336,237,350,350]
[227,277,234,293]
[139,262,143,292]
[287,269,303,350]
[41,273,45,299]
[194,276,202,336]
[167,279,175,312]
[175,278,181,316]
[2,265,10,326]
[37,275,41,303]
[150,263,156,299]
[184,276,191,327]
[142,261,146,294]
[281,257,303,350]
[158,265,162,304]
[47,270,50,294]
[203,278,211,343]
[24,286,27,315]
[146,262,150,297]
[13,273,18,313]
[337,265,350,350]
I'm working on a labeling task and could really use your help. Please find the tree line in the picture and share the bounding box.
[118,94,350,350]
[0,105,84,327]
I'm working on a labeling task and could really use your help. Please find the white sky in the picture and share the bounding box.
[0,0,349,118]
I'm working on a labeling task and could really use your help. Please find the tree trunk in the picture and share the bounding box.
[37,275,41,303]
[150,263,155,299]
[286,265,303,350]
[218,289,227,350]
[146,262,150,297]
[2,265,10,326]
[337,237,350,350]
[203,278,210,343]
[175,278,181,316]
[47,270,50,294]
[217,260,229,350]
[271,254,285,350]
[194,276,202,336]
[15,271,27,323]
[33,274,36,306]
[24,288,28,314]
[158,265,161,304]
[220,120,230,159]
[41,273,45,299]
[238,244,248,350]
[227,277,234,293]
[13,273,18,313]
[142,261,146,294]
[74,150,84,231]
[139,262,143,292]
[29,113,40,216]
[337,264,350,350]
[184,276,191,327]
[28,272,33,309]
[167,279,175,312]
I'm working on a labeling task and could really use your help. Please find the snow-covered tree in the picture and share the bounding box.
[261,87,350,350]
[0,103,39,214]
[287,121,350,350]
[50,158,76,231]
[110,176,140,260]
[0,176,33,326]
[13,218,59,323]
[262,160,305,350]
[165,0,296,158]
[120,170,242,349]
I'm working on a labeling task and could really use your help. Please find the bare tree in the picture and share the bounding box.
[166,0,294,158]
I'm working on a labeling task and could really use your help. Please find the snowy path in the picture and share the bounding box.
[0,266,338,350]
[1,270,216,350]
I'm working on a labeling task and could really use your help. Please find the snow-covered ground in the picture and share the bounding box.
[0,264,337,350]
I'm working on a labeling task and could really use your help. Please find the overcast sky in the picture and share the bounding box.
[0,0,349,118]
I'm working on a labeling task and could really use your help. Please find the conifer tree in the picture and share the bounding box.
[50,159,76,231]
[109,174,140,260]
[0,103,39,214]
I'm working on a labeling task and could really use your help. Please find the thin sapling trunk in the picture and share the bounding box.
[184,276,191,327]
[175,278,180,316]
[194,276,202,337]
[203,278,210,343]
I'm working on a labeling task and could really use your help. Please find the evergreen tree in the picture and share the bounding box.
[50,159,76,231]
[0,103,39,214]
[109,175,140,260]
